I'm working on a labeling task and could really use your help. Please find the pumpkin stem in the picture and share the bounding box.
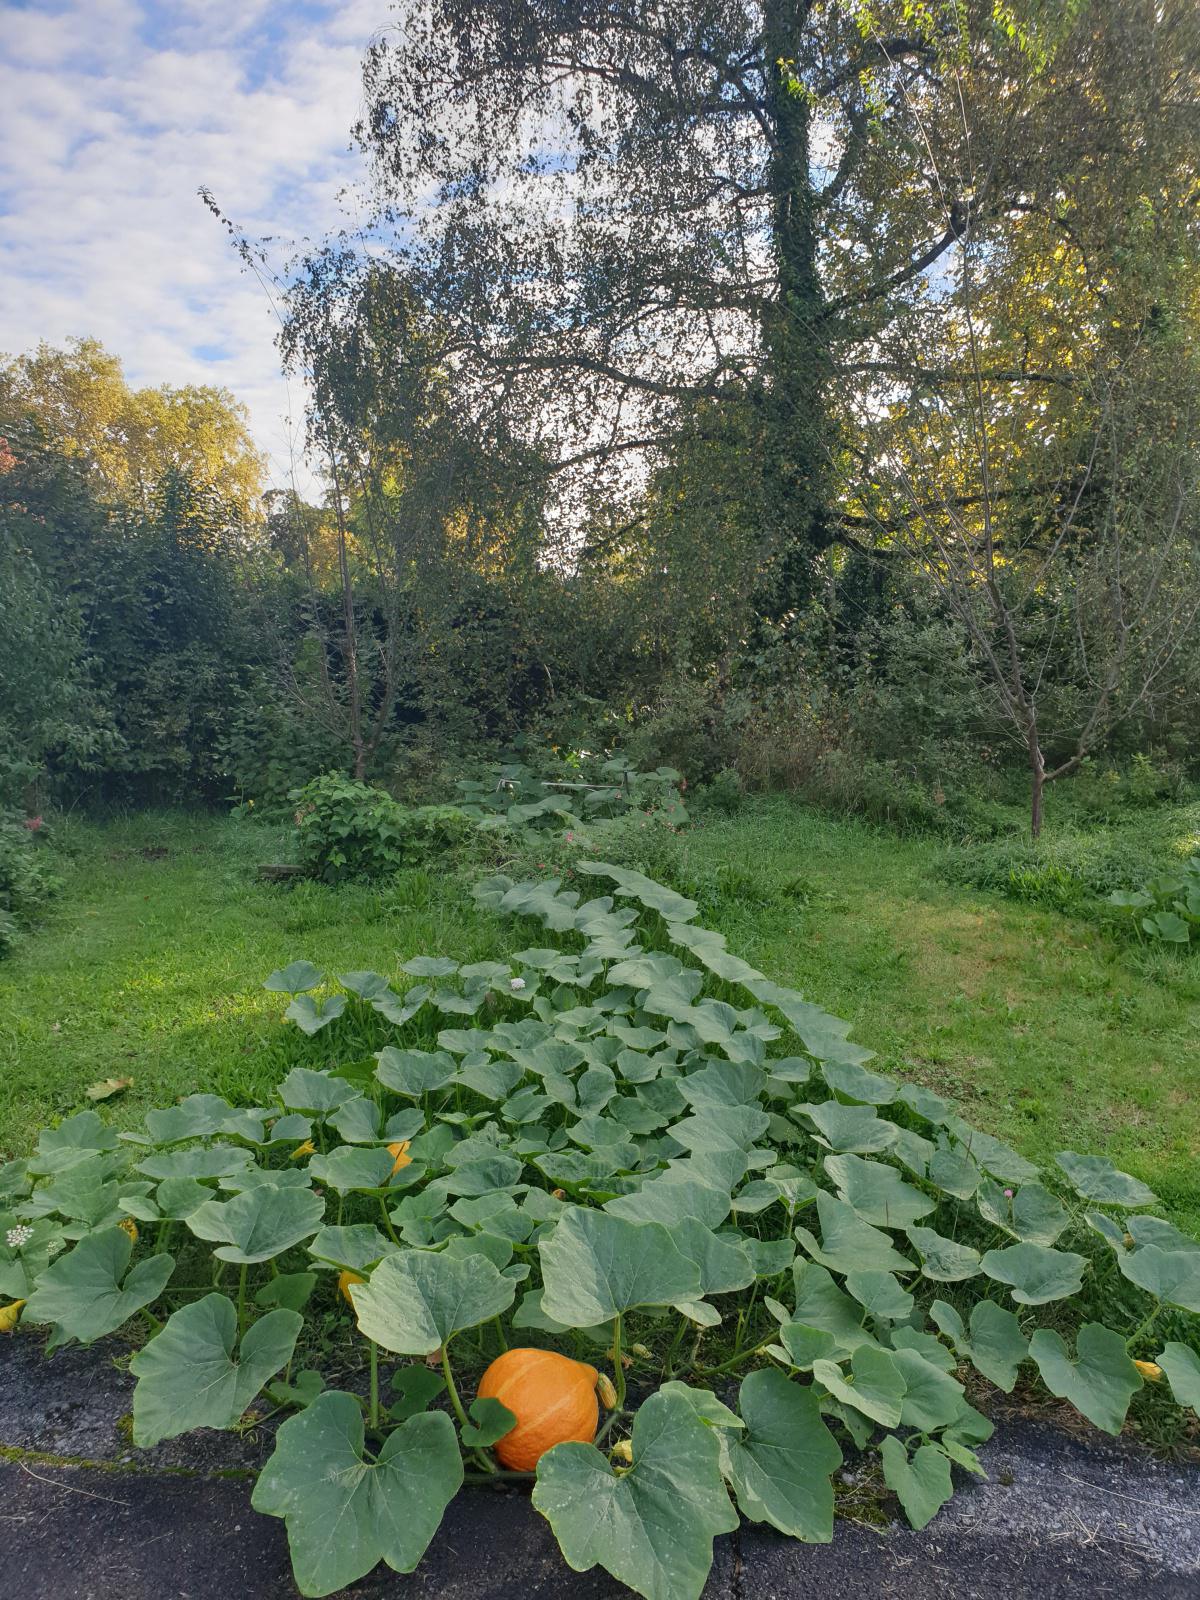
[368,1338,379,1430]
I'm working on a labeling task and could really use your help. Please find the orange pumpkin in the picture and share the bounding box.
[476,1348,599,1470]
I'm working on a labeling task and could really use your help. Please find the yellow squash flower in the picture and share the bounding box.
[291,1139,316,1160]
[1134,1360,1164,1382]
[387,1140,412,1177]
[0,1300,25,1333]
[338,1270,365,1306]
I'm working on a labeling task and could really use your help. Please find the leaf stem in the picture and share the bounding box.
[368,1338,379,1429]
[236,1261,248,1332]
[1125,1299,1162,1352]
[612,1314,627,1408]
[696,1335,778,1379]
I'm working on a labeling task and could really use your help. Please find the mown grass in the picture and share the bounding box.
[1,800,1197,1237]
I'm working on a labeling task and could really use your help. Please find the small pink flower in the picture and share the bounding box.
[1004,1188,1014,1200]
[565,831,574,841]
[24,815,43,831]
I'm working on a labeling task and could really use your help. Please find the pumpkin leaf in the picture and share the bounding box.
[539,1207,702,1326]
[252,1391,462,1597]
[822,1153,934,1228]
[880,1436,954,1530]
[460,1395,517,1448]
[351,1246,516,1355]
[980,1242,1087,1305]
[388,1364,447,1421]
[721,1369,841,1542]
[130,1294,301,1446]
[532,1386,737,1600]
[812,1346,905,1429]
[1159,1342,1200,1413]
[285,994,347,1035]
[375,1047,457,1097]
[906,1227,982,1282]
[23,1228,174,1349]
[1029,1324,1142,1435]
[277,1068,357,1114]
[1054,1152,1157,1209]
[264,962,324,994]
[1116,1244,1200,1313]
[185,1183,325,1264]
[930,1298,1028,1393]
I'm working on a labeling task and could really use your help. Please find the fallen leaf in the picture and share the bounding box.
[86,1077,133,1101]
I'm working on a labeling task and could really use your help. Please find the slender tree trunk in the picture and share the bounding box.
[1027,728,1046,840]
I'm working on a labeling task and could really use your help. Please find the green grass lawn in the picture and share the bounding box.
[2,802,1197,1231]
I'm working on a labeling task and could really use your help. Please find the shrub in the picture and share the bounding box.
[4,866,1197,1600]
[1109,856,1200,947]
[0,815,60,957]
[291,773,471,882]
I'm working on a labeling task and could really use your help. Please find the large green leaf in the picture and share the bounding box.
[1116,1244,1200,1313]
[820,1061,897,1106]
[976,1181,1069,1246]
[880,1436,954,1531]
[722,1369,841,1541]
[823,1153,934,1228]
[1054,1152,1157,1208]
[1159,1342,1200,1412]
[351,1246,516,1354]
[277,1068,357,1114]
[793,1102,897,1155]
[930,1298,1028,1392]
[672,1218,754,1297]
[531,1387,737,1600]
[375,1048,456,1097]
[540,1207,702,1326]
[790,1261,878,1353]
[893,1348,965,1431]
[795,1193,914,1276]
[307,1145,403,1194]
[264,962,324,994]
[23,1228,174,1349]
[186,1183,325,1264]
[906,1227,982,1282]
[285,994,347,1035]
[980,1242,1086,1305]
[606,1173,731,1230]
[130,1294,301,1446]
[252,1391,463,1597]
[813,1346,905,1428]
[1029,1324,1142,1435]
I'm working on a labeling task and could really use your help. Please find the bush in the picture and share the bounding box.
[291,773,471,882]
[1109,855,1200,947]
[940,798,1200,915]
[0,815,60,956]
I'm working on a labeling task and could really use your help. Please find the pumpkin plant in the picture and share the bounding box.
[3,861,1199,1600]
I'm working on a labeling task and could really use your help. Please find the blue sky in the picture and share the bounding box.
[0,0,387,488]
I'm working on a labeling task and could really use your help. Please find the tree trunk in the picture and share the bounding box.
[759,0,829,609]
[1027,733,1046,840]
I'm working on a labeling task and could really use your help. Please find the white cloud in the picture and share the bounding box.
[0,0,386,494]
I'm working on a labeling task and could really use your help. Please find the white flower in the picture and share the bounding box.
[509,977,526,992]
[5,1225,34,1250]
[46,1238,65,1257]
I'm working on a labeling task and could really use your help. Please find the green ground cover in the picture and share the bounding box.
[1,802,1197,1232]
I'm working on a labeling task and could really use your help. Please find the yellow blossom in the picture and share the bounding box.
[291,1139,316,1160]
[338,1270,365,1306]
